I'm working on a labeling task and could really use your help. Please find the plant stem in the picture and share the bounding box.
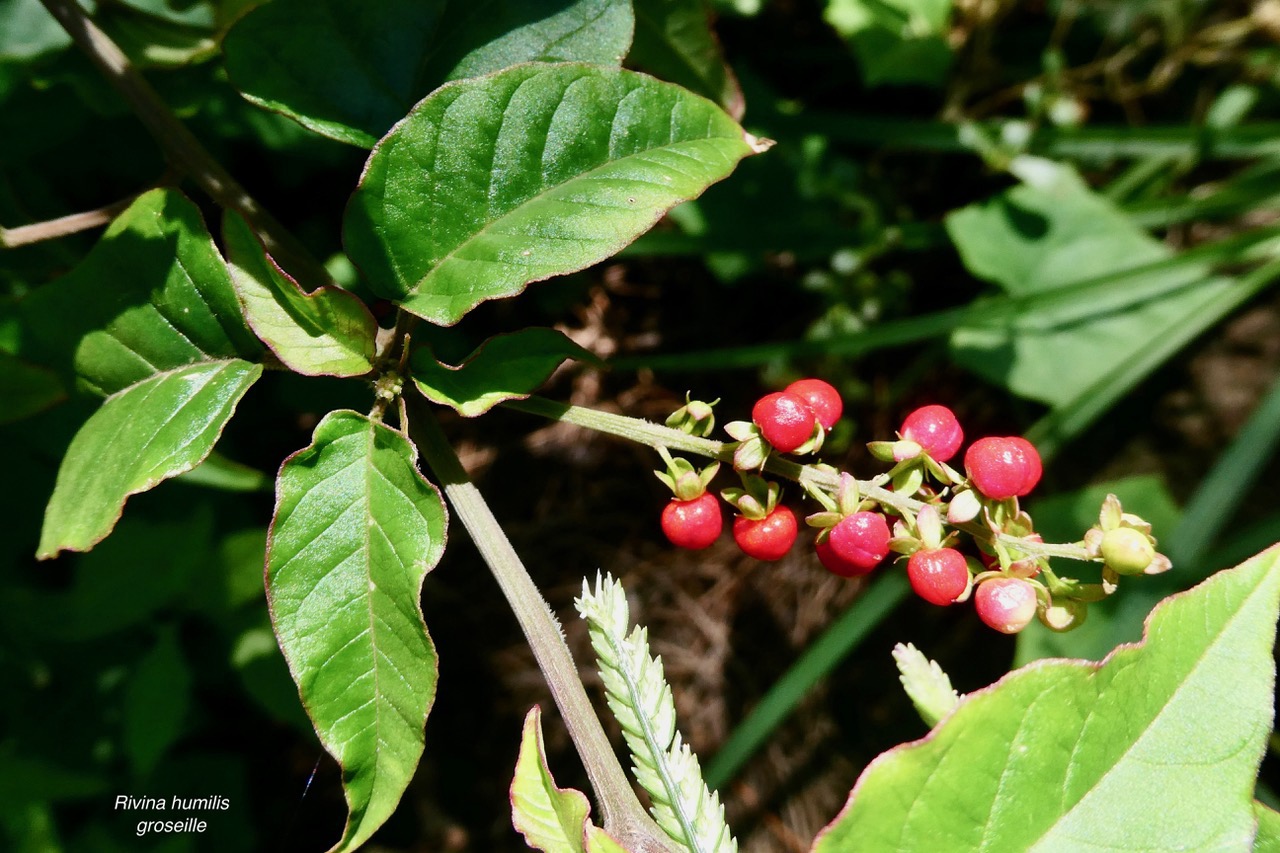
[407,397,674,853]
[0,196,134,247]
[37,0,329,288]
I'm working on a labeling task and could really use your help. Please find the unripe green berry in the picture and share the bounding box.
[1100,527,1155,576]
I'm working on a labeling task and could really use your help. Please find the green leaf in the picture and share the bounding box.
[37,360,262,558]
[814,545,1280,852]
[0,0,70,62]
[344,62,765,325]
[25,189,264,558]
[510,705,590,853]
[123,631,192,777]
[946,163,1238,409]
[411,328,595,417]
[1256,802,1280,852]
[586,826,630,853]
[824,0,952,87]
[629,0,744,119]
[223,211,376,378]
[95,2,218,69]
[0,352,64,424]
[222,0,635,148]
[267,410,447,853]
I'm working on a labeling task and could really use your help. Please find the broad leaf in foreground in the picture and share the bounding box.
[38,361,261,557]
[223,211,376,377]
[268,411,447,853]
[27,189,263,557]
[511,705,590,852]
[411,328,595,417]
[344,62,768,325]
[813,545,1280,852]
[223,0,634,148]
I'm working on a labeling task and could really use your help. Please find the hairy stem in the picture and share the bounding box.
[38,0,329,288]
[407,397,674,853]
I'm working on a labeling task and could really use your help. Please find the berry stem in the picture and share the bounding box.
[507,396,1113,571]
[407,397,672,852]
[995,533,1093,562]
[506,396,923,517]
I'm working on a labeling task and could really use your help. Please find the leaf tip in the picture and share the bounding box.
[744,132,774,154]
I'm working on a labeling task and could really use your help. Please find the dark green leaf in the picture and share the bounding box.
[268,410,447,852]
[815,546,1280,852]
[824,0,952,87]
[37,360,262,558]
[123,631,192,777]
[630,0,743,119]
[0,352,64,424]
[223,211,376,378]
[345,63,765,325]
[8,513,212,642]
[0,745,108,803]
[412,328,595,417]
[174,450,273,493]
[222,0,635,148]
[231,624,315,736]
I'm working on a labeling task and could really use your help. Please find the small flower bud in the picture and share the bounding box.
[1039,598,1087,632]
[666,395,718,437]
[1100,527,1155,576]
[947,489,982,524]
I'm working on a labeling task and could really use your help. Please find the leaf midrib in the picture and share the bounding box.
[1021,573,1274,850]
[410,104,736,295]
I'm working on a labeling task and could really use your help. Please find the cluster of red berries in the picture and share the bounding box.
[656,379,1082,635]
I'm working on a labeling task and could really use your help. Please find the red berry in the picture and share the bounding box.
[964,436,1042,500]
[906,548,970,605]
[752,392,817,453]
[1009,436,1042,492]
[900,404,964,462]
[823,511,891,575]
[974,577,1038,634]
[815,537,870,578]
[733,506,798,561]
[661,493,722,550]
[784,379,843,430]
